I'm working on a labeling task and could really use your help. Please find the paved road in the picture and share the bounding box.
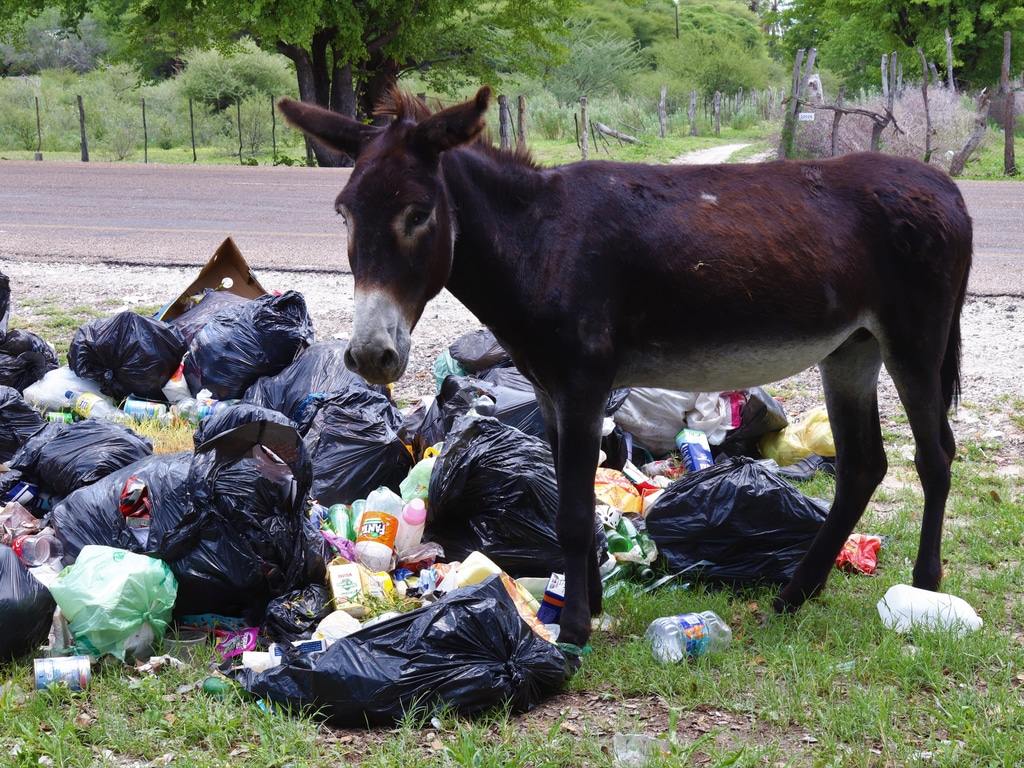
[1,161,1022,295]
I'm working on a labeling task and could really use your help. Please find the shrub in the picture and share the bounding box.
[178,39,296,112]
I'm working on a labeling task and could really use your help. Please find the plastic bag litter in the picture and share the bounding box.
[0,271,8,338]
[296,387,412,508]
[49,545,177,661]
[0,386,45,463]
[0,419,153,499]
[242,339,388,421]
[233,575,570,726]
[835,533,883,575]
[0,544,57,661]
[759,405,835,466]
[716,387,789,458]
[448,329,511,373]
[614,388,739,455]
[49,453,191,563]
[183,290,315,401]
[159,404,325,622]
[645,456,828,585]
[168,289,250,348]
[68,311,187,402]
[260,583,334,645]
[438,374,547,437]
[22,366,105,414]
[427,413,563,576]
[0,329,58,391]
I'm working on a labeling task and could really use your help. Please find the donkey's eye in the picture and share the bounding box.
[337,204,354,233]
[405,207,432,233]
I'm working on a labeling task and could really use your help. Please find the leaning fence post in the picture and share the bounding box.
[77,95,89,162]
[580,97,589,160]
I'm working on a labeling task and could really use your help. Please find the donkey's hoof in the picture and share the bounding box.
[771,594,801,614]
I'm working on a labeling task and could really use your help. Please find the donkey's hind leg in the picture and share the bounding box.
[883,354,957,593]
[774,334,888,612]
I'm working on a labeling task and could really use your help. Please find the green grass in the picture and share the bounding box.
[2,405,1022,766]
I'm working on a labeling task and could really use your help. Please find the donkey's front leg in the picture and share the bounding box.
[548,392,608,650]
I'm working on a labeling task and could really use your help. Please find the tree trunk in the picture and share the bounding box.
[918,47,932,162]
[950,89,990,176]
[277,39,351,167]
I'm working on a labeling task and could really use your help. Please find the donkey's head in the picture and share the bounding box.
[277,87,491,384]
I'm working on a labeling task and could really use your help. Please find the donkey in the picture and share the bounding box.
[277,87,973,652]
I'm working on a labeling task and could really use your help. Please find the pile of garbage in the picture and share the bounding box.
[0,240,842,725]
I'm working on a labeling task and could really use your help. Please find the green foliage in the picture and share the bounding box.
[781,0,1024,92]
[546,21,650,104]
[0,8,111,74]
[652,31,776,95]
[177,39,296,111]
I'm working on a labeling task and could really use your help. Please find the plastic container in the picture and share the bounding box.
[393,497,427,555]
[535,572,566,624]
[354,488,403,572]
[170,395,218,425]
[122,396,170,423]
[68,390,130,422]
[327,503,359,542]
[12,532,64,567]
[877,583,983,636]
[645,611,732,663]
[34,656,91,691]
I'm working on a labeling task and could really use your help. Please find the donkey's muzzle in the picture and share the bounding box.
[344,341,406,384]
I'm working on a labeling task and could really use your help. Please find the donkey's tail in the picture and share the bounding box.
[941,251,972,411]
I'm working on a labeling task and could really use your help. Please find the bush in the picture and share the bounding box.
[178,39,296,112]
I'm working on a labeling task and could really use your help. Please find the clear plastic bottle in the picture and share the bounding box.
[645,611,732,663]
[393,497,427,555]
[67,390,131,422]
[354,487,403,572]
[12,531,64,567]
[876,583,983,636]
[122,396,170,423]
[170,395,218,425]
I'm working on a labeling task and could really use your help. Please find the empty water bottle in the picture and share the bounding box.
[876,583,983,636]
[645,610,732,663]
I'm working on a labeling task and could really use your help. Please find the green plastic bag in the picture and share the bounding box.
[50,545,177,661]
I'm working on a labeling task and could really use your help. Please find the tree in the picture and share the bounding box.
[780,0,1024,91]
[0,0,575,165]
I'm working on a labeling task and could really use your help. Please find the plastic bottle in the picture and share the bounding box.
[67,391,131,422]
[122,396,170,423]
[645,611,732,663]
[876,583,983,636]
[170,395,218,425]
[393,497,427,555]
[12,531,64,567]
[354,487,403,572]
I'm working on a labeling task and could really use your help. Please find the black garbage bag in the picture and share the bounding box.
[169,289,251,348]
[645,456,828,585]
[49,452,192,564]
[427,413,562,577]
[159,404,325,622]
[0,386,45,463]
[242,340,388,422]
[234,575,569,726]
[0,329,58,391]
[0,544,57,660]
[448,329,511,373]
[297,387,413,508]
[715,387,789,459]
[183,291,315,402]
[260,583,333,645]
[0,272,8,340]
[68,311,187,402]
[0,419,153,499]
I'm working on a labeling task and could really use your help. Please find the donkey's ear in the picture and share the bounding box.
[276,98,380,160]
[412,86,492,160]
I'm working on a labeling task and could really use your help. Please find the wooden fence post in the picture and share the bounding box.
[779,47,816,159]
[1002,32,1016,175]
[945,28,955,89]
[950,89,990,176]
[189,99,197,163]
[236,99,243,164]
[713,91,721,135]
[580,97,589,160]
[498,94,512,150]
[688,89,696,136]
[831,87,845,156]
[142,98,149,164]
[658,86,667,138]
[517,95,527,149]
[271,95,277,163]
[917,48,932,162]
[34,96,42,161]
[77,95,89,162]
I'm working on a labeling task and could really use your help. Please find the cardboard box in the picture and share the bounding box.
[155,237,267,322]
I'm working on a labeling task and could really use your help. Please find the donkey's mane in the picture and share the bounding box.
[375,87,539,170]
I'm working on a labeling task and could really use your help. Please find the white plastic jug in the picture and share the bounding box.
[877,584,983,636]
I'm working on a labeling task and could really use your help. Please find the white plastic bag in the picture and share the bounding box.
[877,583,982,637]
